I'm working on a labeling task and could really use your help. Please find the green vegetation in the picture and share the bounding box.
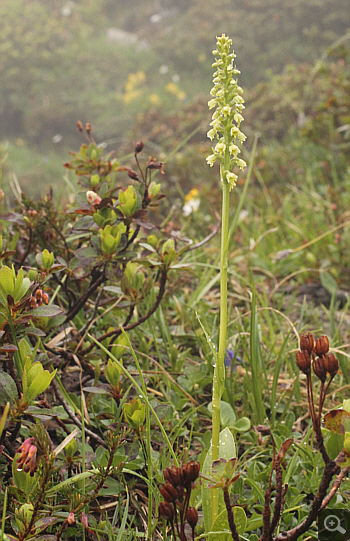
[0,3,350,540]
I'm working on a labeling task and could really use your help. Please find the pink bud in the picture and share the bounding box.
[81,512,88,530]
[86,191,101,206]
[67,512,75,525]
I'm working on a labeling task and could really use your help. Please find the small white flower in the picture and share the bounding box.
[206,154,216,167]
[214,142,226,155]
[207,129,216,140]
[236,158,247,170]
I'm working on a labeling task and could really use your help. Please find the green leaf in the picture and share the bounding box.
[210,506,247,540]
[202,428,236,533]
[12,454,37,496]
[324,409,350,434]
[26,362,44,387]
[208,401,236,428]
[27,305,63,318]
[0,265,15,298]
[45,471,95,496]
[320,270,338,296]
[233,417,251,432]
[0,370,18,405]
[27,369,56,402]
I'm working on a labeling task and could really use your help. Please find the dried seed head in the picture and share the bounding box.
[300,333,314,353]
[134,140,144,154]
[127,168,139,181]
[163,466,181,487]
[158,501,174,522]
[322,352,339,377]
[159,482,179,503]
[183,460,200,486]
[296,350,311,375]
[315,335,329,357]
[77,120,83,132]
[312,358,327,382]
[186,506,199,528]
[85,123,92,134]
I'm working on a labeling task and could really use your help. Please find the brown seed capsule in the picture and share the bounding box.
[134,140,144,154]
[164,466,181,487]
[312,358,327,382]
[300,333,314,353]
[77,120,83,132]
[183,461,200,486]
[323,352,339,377]
[159,482,179,503]
[158,501,174,522]
[186,506,199,528]
[315,335,329,357]
[296,350,311,375]
[127,168,139,181]
[85,123,92,134]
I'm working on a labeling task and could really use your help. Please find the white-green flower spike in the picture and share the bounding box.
[206,34,246,189]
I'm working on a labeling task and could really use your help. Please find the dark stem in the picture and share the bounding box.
[82,268,168,355]
[51,379,107,448]
[275,460,339,541]
[270,462,283,536]
[223,486,240,541]
[261,432,276,541]
[321,466,349,509]
[64,268,106,323]
[18,226,33,267]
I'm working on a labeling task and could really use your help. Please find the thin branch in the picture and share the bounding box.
[275,460,339,541]
[82,268,168,355]
[51,379,107,448]
[321,466,349,509]
[64,268,106,323]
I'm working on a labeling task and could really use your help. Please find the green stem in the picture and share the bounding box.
[211,174,230,526]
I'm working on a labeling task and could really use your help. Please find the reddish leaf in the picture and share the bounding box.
[324,409,350,434]
[276,438,293,465]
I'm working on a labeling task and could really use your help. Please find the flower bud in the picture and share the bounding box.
[296,351,311,375]
[127,168,139,181]
[134,140,144,153]
[77,120,83,132]
[312,358,327,382]
[186,506,199,528]
[86,191,101,206]
[315,336,329,356]
[67,512,75,525]
[81,512,89,530]
[300,333,314,353]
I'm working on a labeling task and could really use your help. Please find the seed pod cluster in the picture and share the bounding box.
[297,333,339,381]
[158,461,200,533]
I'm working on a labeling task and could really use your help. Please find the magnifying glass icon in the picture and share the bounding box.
[324,514,346,534]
